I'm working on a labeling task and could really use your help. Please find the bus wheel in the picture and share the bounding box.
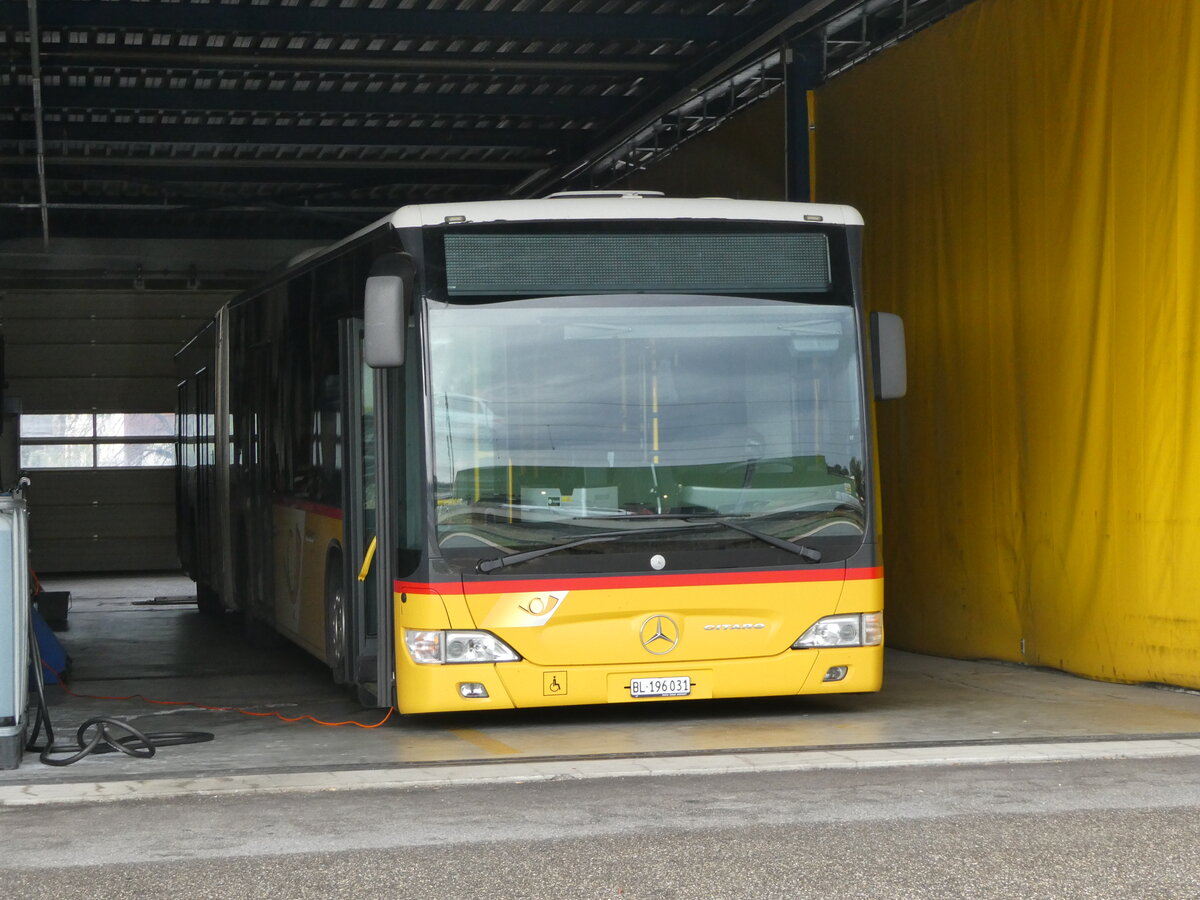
[197,583,224,618]
[325,554,349,684]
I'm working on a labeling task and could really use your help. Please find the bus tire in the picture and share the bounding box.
[196,583,224,618]
[325,551,350,684]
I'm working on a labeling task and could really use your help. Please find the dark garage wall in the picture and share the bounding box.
[1,237,312,573]
[3,286,231,572]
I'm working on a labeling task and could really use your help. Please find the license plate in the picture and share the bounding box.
[629,676,691,698]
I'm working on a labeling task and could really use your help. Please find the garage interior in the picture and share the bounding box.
[4,0,1200,777]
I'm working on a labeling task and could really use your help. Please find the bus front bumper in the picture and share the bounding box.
[394,645,882,714]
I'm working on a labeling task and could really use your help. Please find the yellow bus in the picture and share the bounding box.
[177,192,906,712]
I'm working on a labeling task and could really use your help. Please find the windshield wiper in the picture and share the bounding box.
[575,511,822,561]
[477,533,619,573]
[475,516,820,573]
[709,518,821,562]
[475,523,705,574]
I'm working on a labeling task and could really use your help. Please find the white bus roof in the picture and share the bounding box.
[390,195,864,229]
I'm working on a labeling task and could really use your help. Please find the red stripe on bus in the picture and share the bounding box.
[395,567,882,595]
[272,497,345,521]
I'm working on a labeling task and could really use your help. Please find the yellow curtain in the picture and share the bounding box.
[814,0,1200,686]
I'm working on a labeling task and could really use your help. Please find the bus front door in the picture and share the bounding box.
[340,319,392,706]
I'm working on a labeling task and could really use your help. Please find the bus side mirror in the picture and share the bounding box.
[364,253,413,368]
[870,311,907,400]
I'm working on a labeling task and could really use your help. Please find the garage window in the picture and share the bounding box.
[20,413,176,469]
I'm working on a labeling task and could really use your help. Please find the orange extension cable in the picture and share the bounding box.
[42,660,395,729]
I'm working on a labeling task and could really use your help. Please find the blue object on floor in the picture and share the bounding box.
[31,607,69,684]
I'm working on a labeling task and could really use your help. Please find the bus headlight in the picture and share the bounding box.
[791,613,883,649]
[404,629,521,665]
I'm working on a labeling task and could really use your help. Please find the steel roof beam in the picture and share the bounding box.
[0,202,393,215]
[4,154,540,172]
[37,48,681,77]
[1,161,527,185]
[6,121,574,150]
[0,85,625,119]
[821,0,971,76]
[522,0,849,196]
[24,0,50,249]
[1,6,733,42]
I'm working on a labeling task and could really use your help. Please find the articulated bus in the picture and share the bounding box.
[176,193,906,712]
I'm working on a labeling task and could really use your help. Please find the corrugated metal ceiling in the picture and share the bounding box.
[1,0,969,242]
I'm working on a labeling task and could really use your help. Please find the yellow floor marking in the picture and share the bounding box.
[449,729,521,756]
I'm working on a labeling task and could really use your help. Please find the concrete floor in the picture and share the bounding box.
[4,572,1200,793]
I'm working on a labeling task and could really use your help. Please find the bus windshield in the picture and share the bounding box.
[428,294,868,572]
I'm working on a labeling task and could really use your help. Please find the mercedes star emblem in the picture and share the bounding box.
[639,615,680,655]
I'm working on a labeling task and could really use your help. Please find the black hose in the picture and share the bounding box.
[35,717,214,767]
[25,608,55,752]
[25,612,215,767]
